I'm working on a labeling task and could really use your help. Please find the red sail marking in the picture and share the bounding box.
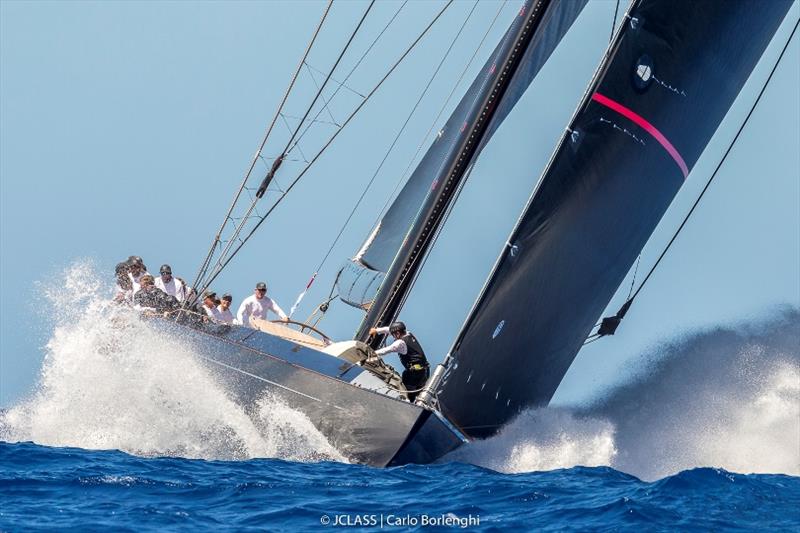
[591,92,689,179]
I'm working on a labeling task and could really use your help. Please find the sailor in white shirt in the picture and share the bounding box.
[154,264,188,303]
[202,291,223,321]
[216,293,235,324]
[127,256,151,295]
[237,282,288,328]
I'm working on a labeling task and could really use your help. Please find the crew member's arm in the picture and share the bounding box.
[268,298,289,321]
[236,299,250,326]
[375,338,407,357]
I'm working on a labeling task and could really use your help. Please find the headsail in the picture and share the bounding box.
[439,0,794,438]
[344,0,589,336]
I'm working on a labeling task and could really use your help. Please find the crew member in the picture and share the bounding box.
[369,321,430,402]
[155,264,188,302]
[237,281,288,327]
[133,274,180,314]
[202,291,222,321]
[216,294,235,324]
[113,262,133,304]
[127,256,151,295]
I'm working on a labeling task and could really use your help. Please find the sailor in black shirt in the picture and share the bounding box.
[133,274,180,315]
[369,321,430,402]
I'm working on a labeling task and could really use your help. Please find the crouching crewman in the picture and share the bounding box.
[368,321,430,402]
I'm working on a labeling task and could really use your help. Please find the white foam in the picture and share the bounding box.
[449,407,617,473]
[451,311,800,480]
[1,261,345,463]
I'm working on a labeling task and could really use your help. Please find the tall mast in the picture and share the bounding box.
[356,0,551,344]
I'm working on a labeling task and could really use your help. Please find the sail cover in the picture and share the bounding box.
[348,0,588,278]
[439,0,793,438]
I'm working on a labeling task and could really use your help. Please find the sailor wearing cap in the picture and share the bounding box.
[368,321,430,401]
[127,256,151,295]
[216,294,235,324]
[202,291,223,321]
[236,282,288,328]
[154,264,189,303]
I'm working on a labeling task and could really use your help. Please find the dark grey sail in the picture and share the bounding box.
[438,0,794,438]
[346,0,588,338]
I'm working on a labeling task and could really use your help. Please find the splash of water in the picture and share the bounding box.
[454,309,800,480]
[1,261,345,463]
[448,407,617,473]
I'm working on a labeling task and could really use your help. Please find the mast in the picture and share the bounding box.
[356,0,553,343]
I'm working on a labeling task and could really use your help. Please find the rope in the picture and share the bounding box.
[627,16,799,306]
[626,254,641,300]
[374,0,508,224]
[197,1,456,293]
[191,0,333,294]
[195,2,376,294]
[306,0,480,281]
[609,0,620,43]
[287,1,410,155]
[278,1,376,165]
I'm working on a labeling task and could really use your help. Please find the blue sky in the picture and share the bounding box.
[1,0,798,407]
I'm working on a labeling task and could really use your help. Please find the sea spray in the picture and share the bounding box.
[452,309,800,480]
[1,261,344,462]
[447,407,617,473]
[585,308,800,480]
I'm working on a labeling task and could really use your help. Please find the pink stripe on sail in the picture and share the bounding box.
[591,92,689,179]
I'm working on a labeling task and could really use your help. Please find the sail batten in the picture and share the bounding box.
[439,0,794,438]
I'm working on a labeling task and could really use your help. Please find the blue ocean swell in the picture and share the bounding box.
[1,442,798,532]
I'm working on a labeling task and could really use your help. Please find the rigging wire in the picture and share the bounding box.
[303,62,340,127]
[191,0,333,294]
[609,0,620,43]
[275,1,377,170]
[196,0,456,294]
[194,1,408,298]
[196,2,377,294]
[626,254,641,300]
[305,0,481,282]
[374,0,509,225]
[287,1,410,156]
[596,16,799,337]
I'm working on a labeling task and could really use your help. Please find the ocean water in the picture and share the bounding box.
[1,263,799,530]
[2,442,799,532]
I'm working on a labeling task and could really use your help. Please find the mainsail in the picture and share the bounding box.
[338,0,588,321]
[438,0,794,438]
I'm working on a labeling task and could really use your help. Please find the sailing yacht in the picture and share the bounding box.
[162,0,794,466]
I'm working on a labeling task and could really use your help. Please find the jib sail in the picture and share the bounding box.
[439,0,793,438]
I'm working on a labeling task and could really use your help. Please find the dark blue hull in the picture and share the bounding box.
[160,319,465,466]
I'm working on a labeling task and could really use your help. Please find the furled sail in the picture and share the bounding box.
[439,0,794,438]
[340,0,588,313]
